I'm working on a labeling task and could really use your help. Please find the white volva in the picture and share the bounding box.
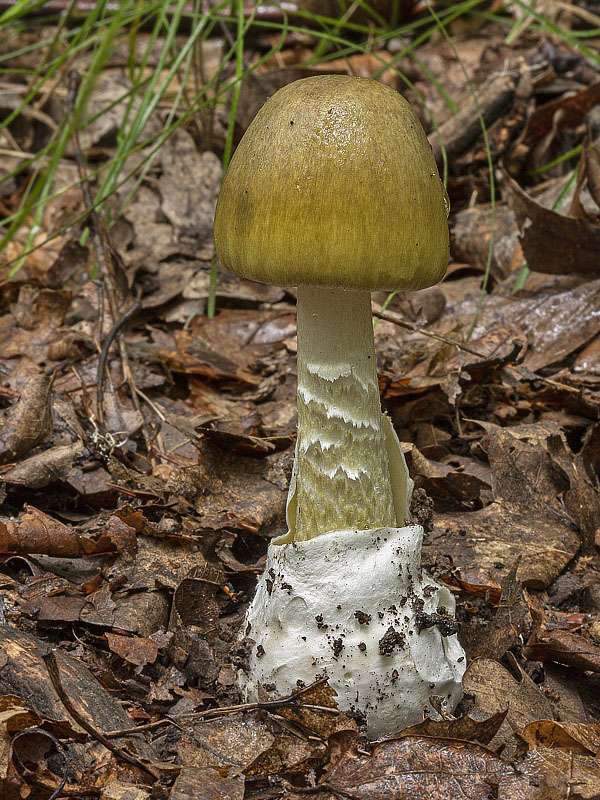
[241,525,465,737]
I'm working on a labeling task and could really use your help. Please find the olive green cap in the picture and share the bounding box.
[214,75,449,291]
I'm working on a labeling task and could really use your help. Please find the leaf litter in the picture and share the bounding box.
[1,5,600,799]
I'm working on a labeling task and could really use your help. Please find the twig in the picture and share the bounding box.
[373,306,582,394]
[96,300,142,413]
[185,677,332,720]
[42,650,160,782]
[104,718,180,738]
[372,307,488,358]
[103,682,336,751]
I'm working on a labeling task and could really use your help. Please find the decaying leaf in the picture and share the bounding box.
[462,657,552,755]
[267,680,356,741]
[1,441,84,489]
[285,729,547,800]
[400,709,507,746]
[0,507,137,558]
[170,765,243,800]
[519,748,600,800]
[0,374,53,464]
[426,422,580,589]
[462,559,530,660]
[522,720,600,756]
[507,173,600,276]
[524,611,600,672]
[105,633,159,667]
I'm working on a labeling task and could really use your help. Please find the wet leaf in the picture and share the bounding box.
[285,729,544,800]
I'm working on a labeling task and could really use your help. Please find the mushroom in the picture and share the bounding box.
[214,75,465,737]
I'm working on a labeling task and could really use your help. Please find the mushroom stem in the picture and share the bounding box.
[294,285,397,541]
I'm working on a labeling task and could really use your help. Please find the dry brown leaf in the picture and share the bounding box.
[0,507,137,558]
[400,709,507,745]
[462,559,530,660]
[170,765,243,800]
[105,633,159,667]
[462,657,552,755]
[0,286,72,364]
[0,374,53,464]
[519,748,600,800]
[522,720,600,756]
[524,82,600,142]
[1,442,84,489]
[426,422,580,589]
[176,712,274,774]
[524,621,600,672]
[507,173,600,276]
[269,680,356,741]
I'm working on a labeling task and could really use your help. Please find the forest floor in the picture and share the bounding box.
[1,2,600,798]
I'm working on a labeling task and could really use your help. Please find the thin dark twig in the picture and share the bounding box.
[104,718,180,738]
[373,306,581,394]
[185,677,332,720]
[42,650,160,783]
[96,300,141,413]
[372,307,488,358]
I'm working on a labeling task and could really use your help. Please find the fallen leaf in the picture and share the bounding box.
[285,729,545,800]
[462,657,552,754]
[462,559,530,660]
[519,748,600,800]
[0,508,137,558]
[170,765,243,800]
[105,632,159,667]
[522,720,600,756]
[400,709,507,746]
[159,128,221,254]
[507,173,600,276]
[0,374,53,464]
[425,422,580,589]
[268,680,356,741]
[523,82,600,142]
[1,442,84,489]
[524,618,600,672]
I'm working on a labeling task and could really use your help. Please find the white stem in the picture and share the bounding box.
[294,286,396,541]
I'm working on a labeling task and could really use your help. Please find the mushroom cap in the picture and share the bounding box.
[214,75,449,292]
